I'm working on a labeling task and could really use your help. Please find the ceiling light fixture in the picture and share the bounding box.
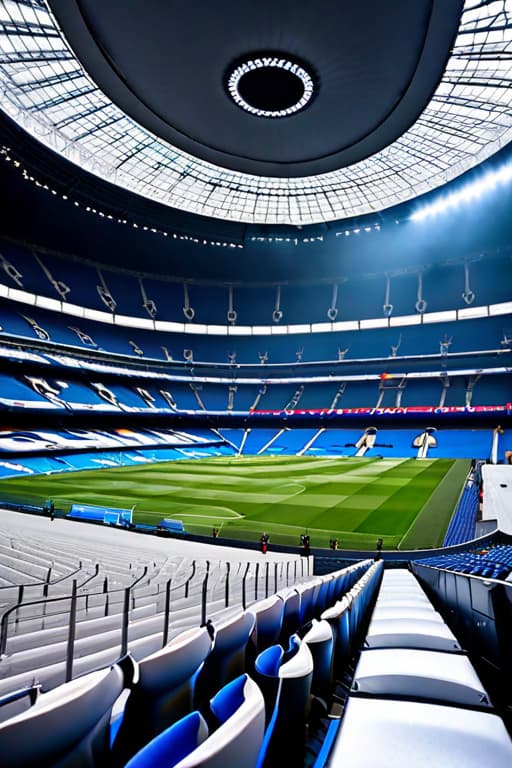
[226,55,315,118]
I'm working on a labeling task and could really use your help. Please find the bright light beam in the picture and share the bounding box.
[411,163,512,222]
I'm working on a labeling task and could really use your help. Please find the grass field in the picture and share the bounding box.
[0,456,469,550]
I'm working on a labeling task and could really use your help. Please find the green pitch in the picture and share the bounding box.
[0,456,469,550]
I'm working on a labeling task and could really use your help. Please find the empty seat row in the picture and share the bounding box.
[443,481,479,546]
[0,558,370,706]
[121,560,384,768]
[322,569,512,768]
[0,559,381,765]
[1,553,312,691]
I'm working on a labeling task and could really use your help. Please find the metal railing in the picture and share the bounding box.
[0,561,85,600]
[0,557,295,688]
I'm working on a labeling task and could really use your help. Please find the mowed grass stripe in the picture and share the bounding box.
[0,456,462,550]
[399,459,470,550]
[354,459,455,535]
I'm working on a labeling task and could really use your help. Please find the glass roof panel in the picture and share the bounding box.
[0,1,511,224]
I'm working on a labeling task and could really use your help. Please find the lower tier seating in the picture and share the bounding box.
[0,557,378,766]
[418,544,512,581]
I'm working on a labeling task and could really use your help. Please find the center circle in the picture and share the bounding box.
[226,55,316,118]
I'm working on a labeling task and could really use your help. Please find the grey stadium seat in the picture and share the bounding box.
[328,697,512,768]
[0,664,124,768]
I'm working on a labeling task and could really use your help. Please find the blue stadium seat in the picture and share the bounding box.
[419,545,512,582]
[193,612,255,709]
[112,626,213,764]
[253,635,301,725]
[125,674,265,768]
[255,640,314,768]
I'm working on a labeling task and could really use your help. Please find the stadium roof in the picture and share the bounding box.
[1,1,512,226]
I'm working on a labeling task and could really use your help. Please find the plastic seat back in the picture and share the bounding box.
[302,619,334,702]
[194,612,255,708]
[297,581,320,625]
[113,626,212,764]
[278,590,301,645]
[0,665,124,768]
[126,674,265,768]
[256,641,314,768]
[248,595,283,656]
[321,596,352,675]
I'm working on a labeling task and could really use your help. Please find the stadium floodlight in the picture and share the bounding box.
[411,162,512,222]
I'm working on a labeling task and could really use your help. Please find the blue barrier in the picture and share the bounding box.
[68,503,133,526]
[156,518,185,534]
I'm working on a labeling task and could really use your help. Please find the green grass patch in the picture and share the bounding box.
[399,459,470,550]
[0,456,466,550]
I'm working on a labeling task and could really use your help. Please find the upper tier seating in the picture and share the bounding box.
[0,296,510,366]
[1,343,509,418]
[1,240,511,328]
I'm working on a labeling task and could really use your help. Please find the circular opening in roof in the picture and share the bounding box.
[239,67,304,111]
[226,55,315,117]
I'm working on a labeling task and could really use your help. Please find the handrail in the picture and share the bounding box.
[0,560,84,591]
[0,592,79,657]
[65,581,78,682]
[241,562,251,610]
[0,556,299,691]
[162,578,172,647]
[200,569,209,627]
[0,560,199,655]
[224,562,230,608]
[121,567,148,656]
[184,561,196,598]
[254,562,260,601]
[75,563,100,590]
